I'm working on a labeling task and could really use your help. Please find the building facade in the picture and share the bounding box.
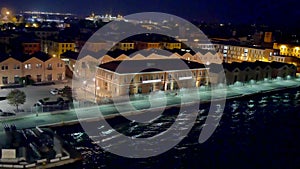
[135,41,161,50]
[95,59,209,97]
[270,55,300,72]
[163,42,182,50]
[0,53,65,86]
[0,57,23,85]
[44,39,75,58]
[273,43,300,58]
[196,42,275,63]
[34,28,59,40]
[214,43,274,63]
[22,41,41,55]
[208,61,297,85]
[116,42,135,51]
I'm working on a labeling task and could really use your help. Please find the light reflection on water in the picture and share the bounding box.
[55,87,300,169]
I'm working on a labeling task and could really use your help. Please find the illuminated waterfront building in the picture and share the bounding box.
[95,58,209,97]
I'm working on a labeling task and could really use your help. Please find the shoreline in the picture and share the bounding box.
[39,83,300,128]
[0,79,299,130]
[0,81,299,168]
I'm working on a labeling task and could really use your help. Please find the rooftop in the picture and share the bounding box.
[0,51,53,63]
[208,60,295,73]
[61,51,79,60]
[98,58,206,74]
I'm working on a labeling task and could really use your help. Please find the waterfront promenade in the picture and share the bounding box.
[0,77,300,135]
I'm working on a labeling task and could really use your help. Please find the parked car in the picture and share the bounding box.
[50,88,62,95]
[0,112,15,116]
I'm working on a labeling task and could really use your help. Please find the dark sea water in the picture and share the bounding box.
[54,87,300,169]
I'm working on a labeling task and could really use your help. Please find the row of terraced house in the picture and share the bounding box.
[0,52,65,86]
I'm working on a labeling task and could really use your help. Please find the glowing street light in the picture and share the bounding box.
[83,80,87,105]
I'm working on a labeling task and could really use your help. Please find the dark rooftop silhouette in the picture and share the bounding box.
[99,58,206,74]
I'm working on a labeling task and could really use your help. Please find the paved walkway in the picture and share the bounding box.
[0,77,300,135]
[0,80,72,113]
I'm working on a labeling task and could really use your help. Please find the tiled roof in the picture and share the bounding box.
[214,61,294,73]
[99,58,206,74]
[207,63,225,73]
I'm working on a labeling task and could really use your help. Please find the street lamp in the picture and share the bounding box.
[93,77,96,102]
[83,80,87,105]
[95,86,100,102]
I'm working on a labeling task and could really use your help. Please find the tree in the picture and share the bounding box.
[61,86,73,101]
[6,89,26,112]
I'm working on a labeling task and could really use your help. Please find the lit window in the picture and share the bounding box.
[36,63,42,68]
[47,64,52,70]
[25,64,31,69]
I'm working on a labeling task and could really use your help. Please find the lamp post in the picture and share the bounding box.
[36,106,38,117]
[93,77,96,102]
[83,80,87,105]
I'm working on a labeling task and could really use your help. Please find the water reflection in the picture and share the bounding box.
[55,87,300,169]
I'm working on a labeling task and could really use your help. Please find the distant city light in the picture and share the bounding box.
[280,45,287,49]
[22,11,74,16]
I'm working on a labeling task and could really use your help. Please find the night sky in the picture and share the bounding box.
[0,0,299,26]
